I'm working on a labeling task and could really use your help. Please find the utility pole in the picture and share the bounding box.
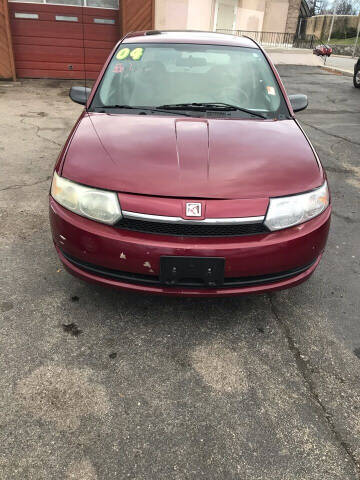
[327,0,338,43]
[353,14,360,58]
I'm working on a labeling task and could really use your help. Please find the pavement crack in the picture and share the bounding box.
[305,110,360,115]
[20,117,62,147]
[325,165,352,174]
[0,176,51,192]
[268,293,360,476]
[332,211,359,224]
[299,120,360,147]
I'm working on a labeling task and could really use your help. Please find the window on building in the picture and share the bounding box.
[214,0,237,31]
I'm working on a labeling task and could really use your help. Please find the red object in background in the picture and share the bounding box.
[49,31,331,296]
[8,2,119,79]
[313,44,332,57]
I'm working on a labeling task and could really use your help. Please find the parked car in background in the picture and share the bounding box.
[50,31,331,296]
[354,58,360,88]
[313,44,332,57]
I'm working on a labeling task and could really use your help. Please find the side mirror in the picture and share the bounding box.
[69,86,91,105]
[289,94,308,113]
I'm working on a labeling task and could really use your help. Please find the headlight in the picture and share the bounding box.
[51,171,122,225]
[264,181,329,231]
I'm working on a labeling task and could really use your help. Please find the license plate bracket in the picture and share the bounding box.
[160,256,225,288]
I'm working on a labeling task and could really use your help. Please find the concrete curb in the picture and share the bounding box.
[320,65,353,77]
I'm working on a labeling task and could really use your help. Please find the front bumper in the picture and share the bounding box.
[50,198,331,296]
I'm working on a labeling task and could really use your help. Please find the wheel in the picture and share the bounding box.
[354,67,360,88]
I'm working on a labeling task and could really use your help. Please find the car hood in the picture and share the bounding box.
[61,113,323,199]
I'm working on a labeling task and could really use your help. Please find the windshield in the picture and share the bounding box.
[91,43,289,119]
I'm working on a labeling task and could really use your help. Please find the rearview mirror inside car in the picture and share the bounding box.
[289,94,308,113]
[69,86,91,105]
[176,56,207,67]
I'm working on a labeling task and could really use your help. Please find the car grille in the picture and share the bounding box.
[61,250,317,289]
[115,217,269,237]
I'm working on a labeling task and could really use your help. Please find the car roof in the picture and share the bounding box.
[122,30,259,49]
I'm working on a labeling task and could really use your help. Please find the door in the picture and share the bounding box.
[0,0,16,79]
[8,0,119,79]
[214,0,237,32]
[121,0,154,35]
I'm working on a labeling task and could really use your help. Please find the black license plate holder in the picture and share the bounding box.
[160,256,225,288]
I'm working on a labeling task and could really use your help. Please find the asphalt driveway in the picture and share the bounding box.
[0,66,359,479]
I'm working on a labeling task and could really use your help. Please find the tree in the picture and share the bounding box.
[350,0,360,13]
[335,0,357,14]
[308,0,330,15]
[307,0,360,15]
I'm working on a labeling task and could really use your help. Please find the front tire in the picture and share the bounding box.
[354,66,360,88]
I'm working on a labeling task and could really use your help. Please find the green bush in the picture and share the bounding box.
[345,27,357,38]
[329,27,358,41]
[330,30,343,39]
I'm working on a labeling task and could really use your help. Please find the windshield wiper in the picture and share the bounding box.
[157,102,267,119]
[94,105,195,117]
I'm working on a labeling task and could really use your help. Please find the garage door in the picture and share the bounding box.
[8,0,120,79]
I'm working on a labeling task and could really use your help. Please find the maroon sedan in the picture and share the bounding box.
[50,30,331,296]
